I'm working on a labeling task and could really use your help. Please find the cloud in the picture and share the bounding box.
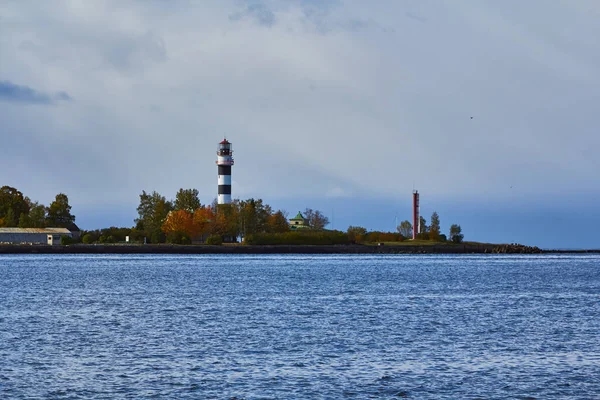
[405,11,426,23]
[1,0,600,247]
[0,81,72,104]
[230,3,276,27]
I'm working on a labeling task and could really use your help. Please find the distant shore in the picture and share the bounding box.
[1,243,598,254]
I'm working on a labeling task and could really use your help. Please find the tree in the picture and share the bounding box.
[266,210,290,233]
[419,216,428,233]
[347,226,367,242]
[3,208,17,227]
[174,188,201,213]
[449,224,464,243]
[193,206,215,239]
[135,190,173,243]
[0,186,30,222]
[46,193,75,227]
[304,208,329,230]
[430,211,441,241]
[162,210,195,238]
[18,201,47,228]
[238,199,270,236]
[397,220,413,238]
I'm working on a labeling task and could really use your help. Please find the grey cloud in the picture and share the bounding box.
[0,81,72,104]
[2,0,600,248]
[103,31,167,72]
[230,3,276,27]
[405,11,426,23]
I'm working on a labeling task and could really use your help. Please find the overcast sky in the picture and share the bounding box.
[1,0,599,248]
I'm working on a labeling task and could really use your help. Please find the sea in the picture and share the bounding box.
[0,254,598,399]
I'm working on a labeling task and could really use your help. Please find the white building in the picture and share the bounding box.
[0,228,73,245]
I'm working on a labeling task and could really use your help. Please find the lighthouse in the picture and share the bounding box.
[412,190,420,240]
[216,138,234,204]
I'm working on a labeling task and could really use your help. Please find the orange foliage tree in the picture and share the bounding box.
[193,206,215,238]
[161,210,195,237]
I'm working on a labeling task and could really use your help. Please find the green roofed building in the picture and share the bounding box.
[289,211,310,230]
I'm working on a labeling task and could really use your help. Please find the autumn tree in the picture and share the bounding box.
[162,210,194,237]
[174,188,201,213]
[449,224,464,243]
[211,204,240,240]
[304,208,329,230]
[266,210,290,233]
[193,206,215,239]
[46,193,76,228]
[347,226,367,242]
[397,220,412,238]
[429,211,441,241]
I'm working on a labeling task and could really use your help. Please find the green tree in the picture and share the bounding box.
[18,201,47,228]
[430,211,441,241]
[0,186,30,222]
[3,208,17,227]
[46,193,75,227]
[449,224,464,243]
[304,208,329,230]
[419,216,428,233]
[135,190,173,243]
[238,199,270,236]
[397,220,413,238]
[174,188,201,213]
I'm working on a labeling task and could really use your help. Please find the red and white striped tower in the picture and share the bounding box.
[412,190,420,240]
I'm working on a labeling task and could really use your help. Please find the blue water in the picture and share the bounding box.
[0,254,598,399]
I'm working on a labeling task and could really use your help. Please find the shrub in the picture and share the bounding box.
[416,232,430,241]
[150,231,166,244]
[98,235,115,243]
[365,231,404,243]
[167,232,191,245]
[206,235,223,245]
[244,230,350,245]
[82,234,92,244]
[60,235,73,245]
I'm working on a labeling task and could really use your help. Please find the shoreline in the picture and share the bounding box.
[1,244,598,255]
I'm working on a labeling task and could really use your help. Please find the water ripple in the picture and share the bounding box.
[0,254,598,398]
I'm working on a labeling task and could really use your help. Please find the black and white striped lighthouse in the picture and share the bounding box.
[216,138,234,204]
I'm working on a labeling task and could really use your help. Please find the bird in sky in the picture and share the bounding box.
[470,116,474,119]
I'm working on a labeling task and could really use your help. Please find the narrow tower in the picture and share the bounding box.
[216,138,234,204]
[412,190,420,240]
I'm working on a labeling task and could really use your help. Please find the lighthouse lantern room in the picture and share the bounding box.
[216,138,234,204]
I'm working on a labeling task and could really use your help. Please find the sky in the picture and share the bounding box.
[1,0,599,249]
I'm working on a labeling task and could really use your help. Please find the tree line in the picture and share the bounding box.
[126,188,332,244]
[0,186,76,229]
[1,185,464,246]
[395,211,464,243]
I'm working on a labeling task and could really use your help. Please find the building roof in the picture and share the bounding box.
[289,211,306,221]
[0,228,72,234]
[220,138,230,145]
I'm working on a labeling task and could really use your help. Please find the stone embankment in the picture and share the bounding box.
[0,243,560,255]
[490,243,543,254]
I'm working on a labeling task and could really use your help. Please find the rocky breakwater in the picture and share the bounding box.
[0,243,548,254]
[490,243,543,254]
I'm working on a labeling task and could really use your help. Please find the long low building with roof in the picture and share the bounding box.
[0,228,73,245]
